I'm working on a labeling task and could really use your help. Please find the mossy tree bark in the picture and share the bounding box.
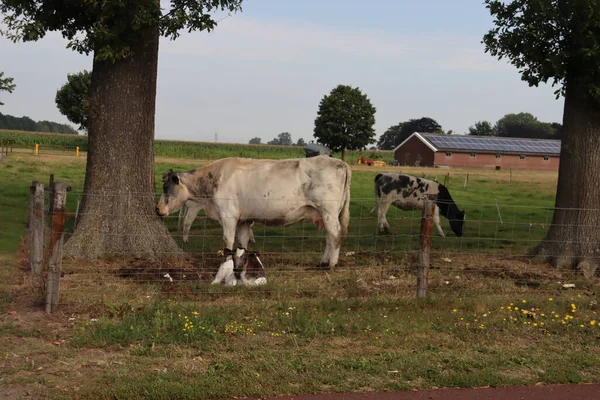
[533,85,600,277]
[64,27,181,260]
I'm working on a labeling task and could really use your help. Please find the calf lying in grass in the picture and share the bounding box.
[212,247,267,286]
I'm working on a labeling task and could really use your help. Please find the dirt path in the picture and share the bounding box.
[245,384,600,400]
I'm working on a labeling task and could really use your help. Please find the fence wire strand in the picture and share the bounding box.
[26,188,600,308]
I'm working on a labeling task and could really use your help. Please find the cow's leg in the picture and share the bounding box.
[236,222,255,249]
[320,213,342,270]
[376,198,392,234]
[221,216,238,251]
[182,204,202,244]
[433,205,446,237]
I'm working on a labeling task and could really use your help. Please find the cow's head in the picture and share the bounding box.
[449,210,465,237]
[156,169,189,217]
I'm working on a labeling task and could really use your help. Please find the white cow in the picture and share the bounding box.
[156,156,351,270]
[211,247,267,286]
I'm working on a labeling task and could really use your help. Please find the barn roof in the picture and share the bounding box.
[394,132,561,156]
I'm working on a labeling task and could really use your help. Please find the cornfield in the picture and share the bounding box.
[0,129,393,161]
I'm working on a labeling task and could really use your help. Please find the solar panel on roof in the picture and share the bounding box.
[420,133,561,155]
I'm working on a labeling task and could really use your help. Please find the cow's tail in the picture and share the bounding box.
[369,173,382,215]
[340,163,352,241]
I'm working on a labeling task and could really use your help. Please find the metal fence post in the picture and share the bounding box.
[45,181,67,314]
[417,195,436,299]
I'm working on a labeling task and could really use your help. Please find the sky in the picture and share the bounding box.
[0,0,565,145]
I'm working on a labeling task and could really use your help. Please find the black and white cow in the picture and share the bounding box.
[156,155,352,269]
[370,173,465,237]
[212,247,267,286]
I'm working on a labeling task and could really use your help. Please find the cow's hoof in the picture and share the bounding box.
[317,262,330,270]
[377,228,391,236]
[305,263,329,271]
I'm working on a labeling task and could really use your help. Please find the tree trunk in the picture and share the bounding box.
[533,85,600,277]
[64,26,182,260]
[341,148,346,161]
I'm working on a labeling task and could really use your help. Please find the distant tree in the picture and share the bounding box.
[268,132,293,146]
[296,138,306,147]
[314,85,376,160]
[484,0,600,271]
[494,113,554,139]
[0,112,77,134]
[36,120,78,134]
[468,120,495,136]
[377,123,405,150]
[55,70,91,132]
[377,117,442,150]
[550,122,564,140]
[248,137,262,145]
[0,71,16,106]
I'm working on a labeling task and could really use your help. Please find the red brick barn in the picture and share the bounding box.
[393,132,560,171]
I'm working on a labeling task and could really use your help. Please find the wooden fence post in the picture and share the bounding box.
[45,181,67,314]
[463,173,469,189]
[417,195,436,299]
[48,174,55,214]
[28,182,45,292]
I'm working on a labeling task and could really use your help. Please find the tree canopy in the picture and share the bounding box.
[468,120,495,136]
[377,117,442,150]
[268,132,293,146]
[1,1,243,62]
[0,71,16,106]
[248,137,261,145]
[313,84,376,159]
[494,112,558,139]
[483,0,600,100]
[55,70,91,132]
[466,114,562,139]
[295,138,306,147]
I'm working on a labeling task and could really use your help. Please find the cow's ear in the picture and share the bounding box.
[171,174,179,185]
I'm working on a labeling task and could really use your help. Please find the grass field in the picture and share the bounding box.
[1,151,599,400]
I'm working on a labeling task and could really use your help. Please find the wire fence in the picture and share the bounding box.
[25,181,599,313]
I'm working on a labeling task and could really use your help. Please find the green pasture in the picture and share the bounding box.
[0,151,556,258]
[3,151,599,400]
